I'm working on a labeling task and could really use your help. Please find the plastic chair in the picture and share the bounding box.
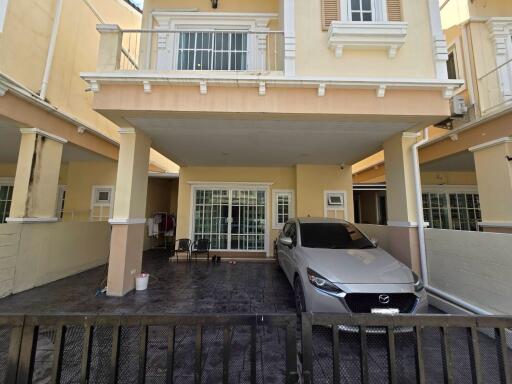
[171,239,192,262]
[192,238,211,262]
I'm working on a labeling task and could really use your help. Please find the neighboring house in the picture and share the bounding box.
[353,0,512,235]
[0,0,179,297]
[80,0,461,295]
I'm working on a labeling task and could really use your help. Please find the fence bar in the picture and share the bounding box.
[110,324,121,384]
[223,326,231,384]
[16,324,38,384]
[414,326,426,384]
[51,325,67,384]
[301,313,313,384]
[166,325,175,384]
[360,325,369,384]
[138,325,148,384]
[387,325,397,384]
[467,326,482,384]
[80,325,93,384]
[440,326,454,384]
[332,325,340,384]
[195,325,203,384]
[286,320,298,384]
[496,327,511,384]
[5,321,24,384]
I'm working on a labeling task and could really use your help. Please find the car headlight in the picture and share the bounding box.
[307,268,344,294]
[412,272,425,292]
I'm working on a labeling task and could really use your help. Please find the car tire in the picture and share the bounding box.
[294,277,307,314]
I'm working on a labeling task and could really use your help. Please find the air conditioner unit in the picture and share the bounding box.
[451,96,468,117]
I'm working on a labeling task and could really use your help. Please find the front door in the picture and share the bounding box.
[192,187,267,252]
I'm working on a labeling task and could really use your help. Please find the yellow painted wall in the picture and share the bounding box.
[176,166,296,251]
[295,0,436,78]
[421,171,477,185]
[295,165,354,221]
[63,161,118,221]
[0,164,17,178]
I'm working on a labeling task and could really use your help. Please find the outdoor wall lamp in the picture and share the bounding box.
[211,0,219,8]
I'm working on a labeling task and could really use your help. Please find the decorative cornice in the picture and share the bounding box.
[6,217,59,223]
[118,127,136,134]
[0,83,7,96]
[19,128,68,144]
[469,137,512,152]
[478,221,512,228]
[108,218,147,225]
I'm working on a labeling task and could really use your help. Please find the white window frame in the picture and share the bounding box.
[90,185,114,222]
[0,0,9,32]
[0,177,14,224]
[324,190,347,219]
[272,189,295,230]
[154,12,277,71]
[340,0,388,22]
[188,182,271,256]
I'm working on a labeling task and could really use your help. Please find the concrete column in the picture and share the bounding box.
[470,137,512,234]
[281,0,296,76]
[96,24,122,72]
[382,132,421,272]
[7,128,66,223]
[107,128,151,296]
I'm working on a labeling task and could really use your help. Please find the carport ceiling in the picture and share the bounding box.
[421,151,475,172]
[126,116,419,166]
[0,126,113,163]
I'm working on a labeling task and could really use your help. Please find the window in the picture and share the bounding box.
[273,190,294,229]
[90,186,114,222]
[192,187,267,251]
[299,222,374,249]
[56,186,66,220]
[447,49,458,80]
[0,182,13,223]
[422,192,481,231]
[324,191,347,219]
[350,0,374,21]
[177,31,248,71]
[0,0,8,32]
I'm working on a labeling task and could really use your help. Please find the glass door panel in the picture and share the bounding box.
[194,188,230,249]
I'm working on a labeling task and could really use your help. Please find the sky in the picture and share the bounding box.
[131,0,143,8]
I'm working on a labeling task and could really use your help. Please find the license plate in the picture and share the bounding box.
[371,308,399,315]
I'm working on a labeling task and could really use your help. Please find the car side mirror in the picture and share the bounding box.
[280,237,293,248]
[370,238,379,247]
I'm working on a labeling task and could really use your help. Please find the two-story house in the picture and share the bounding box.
[81,0,461,295]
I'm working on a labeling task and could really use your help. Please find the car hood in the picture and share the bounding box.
[300,247,413,284]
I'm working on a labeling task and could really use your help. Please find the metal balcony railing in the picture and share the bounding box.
[118,29,285,73]
[478,57,512,115]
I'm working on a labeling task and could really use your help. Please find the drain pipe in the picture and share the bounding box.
[412,128,430,286]
[40,0,63,100]
[412,129,492,315]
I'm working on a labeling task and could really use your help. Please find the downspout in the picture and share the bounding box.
[412,129,492,316]
[40,0,63,100]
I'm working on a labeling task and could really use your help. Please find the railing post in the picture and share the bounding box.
[282,0,296,76]
[96,24,123,72]
[301,313,313,384]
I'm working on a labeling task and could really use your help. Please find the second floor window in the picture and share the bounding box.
[446,49,458,80]
[350,0,373,22]
[177,31,248,71]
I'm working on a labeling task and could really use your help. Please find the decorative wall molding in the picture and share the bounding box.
[0,83,8,96]
[427,0,449,80]
[486,18,512,100]
[108,218,147,225]
[19,128,68,144]
[6,217,59,224]
[328,22,408,59]
[469,136,512,152]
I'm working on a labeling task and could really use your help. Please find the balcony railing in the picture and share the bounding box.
[478,57,512,115]
[98,26,285,74]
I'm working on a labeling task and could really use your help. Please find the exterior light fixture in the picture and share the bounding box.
[211,0,218,8]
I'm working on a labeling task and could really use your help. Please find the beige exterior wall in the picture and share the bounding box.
[175,165,354,254]
[421,171,477,185]
[426,228,512,314]
[0,222,110,297]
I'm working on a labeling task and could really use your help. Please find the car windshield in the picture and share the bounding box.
[299,222,375,250]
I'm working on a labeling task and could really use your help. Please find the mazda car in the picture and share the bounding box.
[276,218,428,315]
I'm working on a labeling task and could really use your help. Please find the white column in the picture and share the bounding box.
[487,19,512,100]
[427,0,448,80]
[282,0,296,77]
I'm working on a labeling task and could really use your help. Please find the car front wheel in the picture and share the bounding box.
[294,277,307,314]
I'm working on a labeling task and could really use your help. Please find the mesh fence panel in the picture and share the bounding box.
[145,325,169,384]
[32,326,56,384]
[60,326,85,384]
[311,325,334,383]
[421,327,445,384]
[394,330,417,384]
[89,326,113,384]
[173,326,195,384]
[258,325,287,384]
[0,326,11,384]
[229,325,252,383]
[117,326,141,384]
[200,326,223,384]
[339,327,363,383]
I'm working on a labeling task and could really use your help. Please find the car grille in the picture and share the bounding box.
[344,293,418,314]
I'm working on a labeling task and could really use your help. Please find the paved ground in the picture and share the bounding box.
[0,249,296,315]
[0,250,509,383]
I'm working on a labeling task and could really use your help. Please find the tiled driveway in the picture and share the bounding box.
[0,249,296,315]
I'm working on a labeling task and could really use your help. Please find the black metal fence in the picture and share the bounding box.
[0,313,511,384]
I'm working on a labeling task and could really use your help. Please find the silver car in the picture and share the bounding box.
[277,218,428,315]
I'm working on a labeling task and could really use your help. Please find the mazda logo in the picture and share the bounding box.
[379,294,390,304]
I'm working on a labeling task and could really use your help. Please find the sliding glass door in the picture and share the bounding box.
[193,187,267,251]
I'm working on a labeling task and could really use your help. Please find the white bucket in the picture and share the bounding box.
[135,273,149,291]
